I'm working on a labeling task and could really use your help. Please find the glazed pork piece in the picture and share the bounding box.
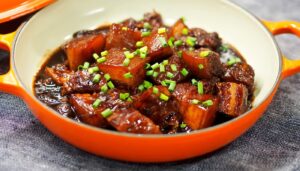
[34,11,255,134]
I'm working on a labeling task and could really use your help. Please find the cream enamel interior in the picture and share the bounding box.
[13,0,280,113]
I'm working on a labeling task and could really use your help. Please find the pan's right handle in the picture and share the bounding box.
[264,21,300,79]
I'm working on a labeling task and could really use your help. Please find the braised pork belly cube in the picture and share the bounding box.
[69,93,109,128]
[223,62,255,94]
[61,70,108,95]
[134,86,181,133]
[142,31,173,62]
[182,49,224,79]
[217,82,249,117]
[151,54,189,84]
[172,83,218,130]
[107,108,161,134]
[62,33,106,70]
[105,24,141,50]
[169,18,188,39]
[189,28,221,50]
[45,64,73,85]
[97,48,146,87]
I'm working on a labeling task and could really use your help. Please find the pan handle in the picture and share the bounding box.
[0,31,24,96]
[264,20,300,79]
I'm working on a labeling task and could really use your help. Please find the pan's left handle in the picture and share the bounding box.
[0,31,24,96]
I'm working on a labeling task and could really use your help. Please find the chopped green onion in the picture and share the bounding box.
[140,52,147,59]
[191,79,197,85]
[136,41,144,48]
[182,28,189,35]
[143,22,152,29]
[141,31,151,37]
[123,72,133,79]
[159,93,169,101]
[174,40,183,47]
[146,70,154,76]
[170,64,177,72]
[180,123,187,129]
[153,87,159,94]
[198,64,204,70]
[161,80,167,86]
[124,51,134,59]
[164,79,173,84]
[97,57,106,63]
[166,72,174,78]
[77,65,83,70]
[93,53,100,60]
[145,63,151,69]
[101,50,108,57]
[88,66,99,74]
[162,59,169,65]
[159,64,165,72]
[158,27,166,34]
[227,57,241,66]
[186,36,197,47]
[123,58,130,66]
[92,99,101,108]
[152,71,159,78]
[138,84,145,92]
[191,99,200,104]
[181,16,186,23]
[92,74,101,83]
[199,50,211,57]
[122,27,128,31]
[101,108,113,118]
[119,92,130,101]
[168,37,175,47]
[134,49,140,56]
[202,100,213,107]
[158,37,168,47]
[189,47,194,51]
[127,97,132,102]
[107,81,115,89]
[139,46,148,58]
[104,73,110,81]
[181,68,189,77]
[101,84,108,93]
[83,62,90,69]
[218,44,229,52]
[197,81,204,95]
[143,80,153,89]
[151,63,160,70]
[177,51,183,58]
[168,81,176,91]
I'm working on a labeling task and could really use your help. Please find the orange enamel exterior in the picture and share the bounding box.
[0,21,300,162]
[0,0,54,24]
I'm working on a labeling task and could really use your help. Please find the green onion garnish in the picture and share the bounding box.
[119,92,130,101]
[197,81,204,95]
[141,31,151,37]
[182,28,189,35]
[143,22,152,29]
[186,36,197,47]
[97,57,106,63]
[199,50,211,57]
[202,100,213,107]
[123,72,133,79]
[227,57,241,66]
[161,80,167,86]
[139,46,148,58]
[83,62,90,69]
[153,87,159,94]
[198,64,204,70]
[174,40,183,47]
[158,27,166,34]
[145,63,151,69]
[136,41,144,48]
[158,37,168,47]
[162,59,169,65]
[92,74,101,83]
[218,44,229,52]
[181,16,186,23]
[92,99,101,108]
[93,53,100,60]
[159,93,169,101]
[138,84,145,92]
[153,71,159,78]
[168,37,175,47]
[123,58,130,66]
[191,99,199,104]
[146,70,154,76]
[170,64,177,72]
[159,64,165,72]
[101,84,108,93]
[122,27,128,31]
[180,123,187,129]
[107,81,115,89]
[151,63,160,70]
[191,79,197,85]
[101,50,108,56]
[166,72,174,78]
[168,81,176,91]
[101,108,113,118]
[181,68,189,76]
[177,51,183,58]
[104,73,111,81]
[143,80,153,89]
[124,51,134,59]
[78,65,83,70]
[88,66,99,74]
